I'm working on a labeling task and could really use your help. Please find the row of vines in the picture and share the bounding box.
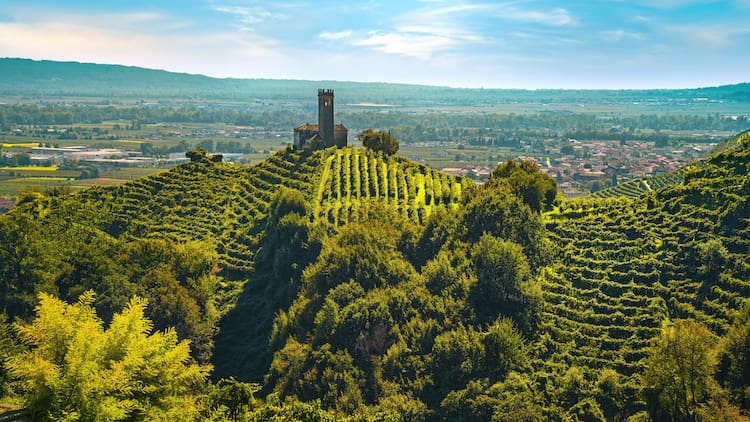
[313,148,470,225]
[541,145,750,404]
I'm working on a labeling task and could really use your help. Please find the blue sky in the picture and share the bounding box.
[1,0,748,88]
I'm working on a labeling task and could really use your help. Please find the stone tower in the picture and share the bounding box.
[318,89,334,147]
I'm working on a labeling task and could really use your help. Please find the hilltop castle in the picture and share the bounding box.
[293,89,348,149]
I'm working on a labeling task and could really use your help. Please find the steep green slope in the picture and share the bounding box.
[60,147,468,274]
[0,146,470,369]
[590,169,686,198]
[541,133,750,410]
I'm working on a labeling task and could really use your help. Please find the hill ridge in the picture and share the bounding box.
[2,58,749,103]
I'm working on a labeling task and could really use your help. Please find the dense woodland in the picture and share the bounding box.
[1,126,749,420]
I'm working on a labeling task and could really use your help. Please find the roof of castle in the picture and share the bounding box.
[294,123,318,131]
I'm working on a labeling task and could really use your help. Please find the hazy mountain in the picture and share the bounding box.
[1,58,748,108]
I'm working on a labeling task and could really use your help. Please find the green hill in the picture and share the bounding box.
[542,134,750,406]
[2,58,749,108]
[1,136,749,420]
[0,146,470,374]
[590,169,687,198]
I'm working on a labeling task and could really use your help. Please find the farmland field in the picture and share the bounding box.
[0,177,75,197]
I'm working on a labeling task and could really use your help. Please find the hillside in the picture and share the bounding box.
[0,146,470,372]
[1,136,750,420]
[2,58,749,108]
[540,134,750,411]
[590,130,750,199]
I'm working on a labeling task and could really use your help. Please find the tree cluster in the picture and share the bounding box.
[357,129,399,158]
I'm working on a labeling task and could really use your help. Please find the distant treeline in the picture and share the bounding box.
[2,104,749,141]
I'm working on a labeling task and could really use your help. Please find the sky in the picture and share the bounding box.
[1,0,749,89]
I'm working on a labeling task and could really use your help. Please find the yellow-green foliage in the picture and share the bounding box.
[7,292,210,421]
[314,147,470,224]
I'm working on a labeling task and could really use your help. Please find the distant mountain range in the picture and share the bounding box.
[1,58,749,108]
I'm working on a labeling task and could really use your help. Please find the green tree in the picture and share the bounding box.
[6,291,210,421]
[486,159,557,213]
[358,129,399,158]
[209,377,261,422]
[0,313,22,398]
[642,319,720,421]
[469,234,540,333]
[460,190,550,270]
[185,147,209,163]
[717,301,750,408]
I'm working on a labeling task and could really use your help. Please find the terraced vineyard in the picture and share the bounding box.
[313,148,471,224]
[590,169,686,198]
[52,147,468,279]
[592,131,750,200]
[541,138,750,402]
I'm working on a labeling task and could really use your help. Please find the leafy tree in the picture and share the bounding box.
[358,129,399,158]
[564,397,607,422]
[695,239,729,282]
[6,291,210,421]
[594,369,626,420]
[469,234,540,333]
[302,223,416,293]
[481,318,529,379]
[460,190,550,270]
[208,377,261,422]
[247,393,338,422]
[439,373,543,422]
[186,147,209,163]
[0,313,22,398]
[0,213,47,318]
[118,238,222,363]
[429,324,485,398]
[717,301,750,408]
[486,159,557,212]
[642,319,720,421]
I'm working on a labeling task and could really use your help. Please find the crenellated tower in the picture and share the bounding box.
[318,89,334,147]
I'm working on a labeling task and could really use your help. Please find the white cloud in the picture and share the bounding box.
[493,4,576,26]
[0,9,286,78]
[211,4,288,31]
[601,29,646,42]
[352,31,459,59]
[666,24,750,47]
[319,31,352,41]
[343,2,491,59]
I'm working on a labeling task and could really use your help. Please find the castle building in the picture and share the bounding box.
[293,89,348,149]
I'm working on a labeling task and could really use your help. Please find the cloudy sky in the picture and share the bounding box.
[1,0,748,88]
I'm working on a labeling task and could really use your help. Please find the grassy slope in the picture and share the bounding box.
[540,135,750,400]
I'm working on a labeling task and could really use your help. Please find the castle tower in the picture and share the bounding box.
[318,89,334,147]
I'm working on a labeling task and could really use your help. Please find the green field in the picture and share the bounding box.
[0,177,75,197]
[0,166,57,171]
